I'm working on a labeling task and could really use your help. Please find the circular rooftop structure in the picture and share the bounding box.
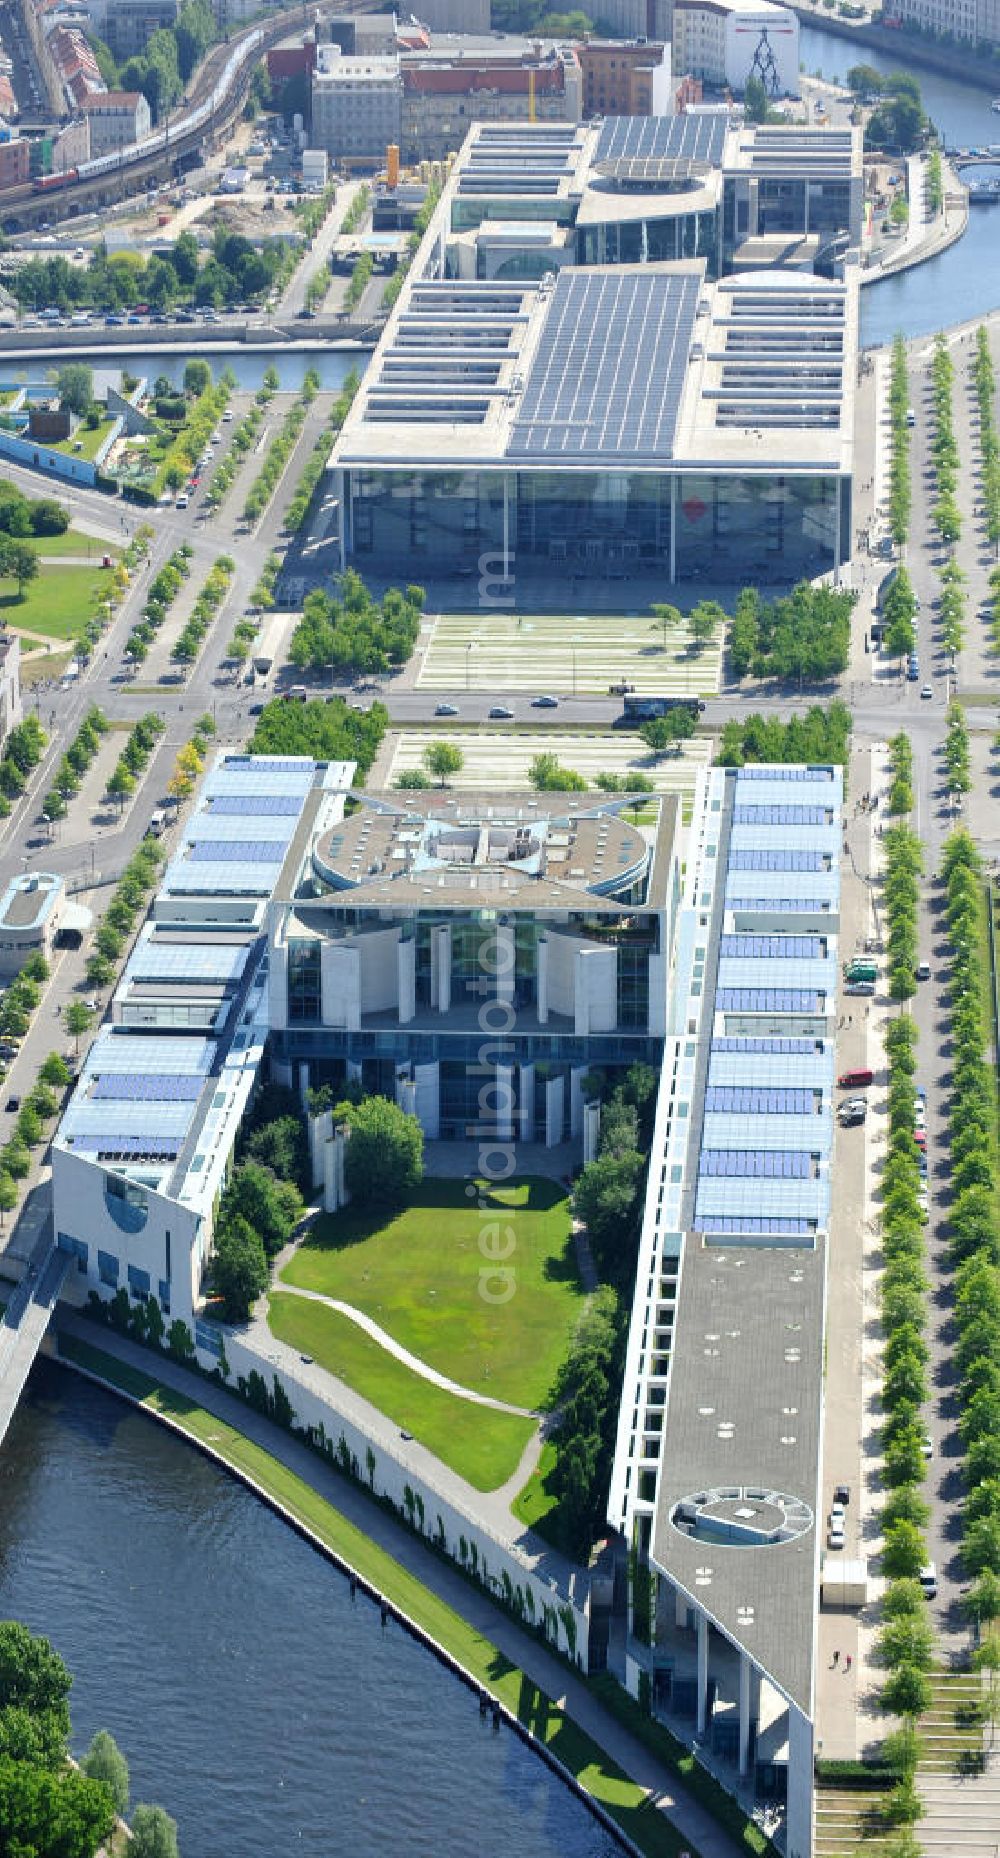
[670,1487,813,1550]
[311,794,650,900]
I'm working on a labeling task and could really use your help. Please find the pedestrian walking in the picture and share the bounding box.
[832,1650,840,1668]
[845,1653,852,1673]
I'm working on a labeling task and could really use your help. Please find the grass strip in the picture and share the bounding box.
[56,1333,696,1858]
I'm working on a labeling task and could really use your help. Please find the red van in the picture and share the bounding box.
[838,1068,874,1089]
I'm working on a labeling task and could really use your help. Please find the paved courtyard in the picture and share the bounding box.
[414,610,723,696]
[385,729,711,805]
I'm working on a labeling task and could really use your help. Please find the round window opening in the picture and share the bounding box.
[670,1487,812,1549]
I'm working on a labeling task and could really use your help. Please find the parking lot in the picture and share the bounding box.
[414,610,724,697]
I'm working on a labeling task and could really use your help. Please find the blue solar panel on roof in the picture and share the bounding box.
[728,850,827,872]
[508,270,699,463]
[716,989,823,1012]
[696,1217,816,1236]
[712,1038,819,1055]
[699,1151,812,1178]
[220,758,312,773]
[72,1135,179,1157]
[727,899,832,915]
[736,766,834,782]
[704,1087,817,1115]
[208,795,304,816]
[732,806,832,826]
[189,840,287,863]
[594,113,727,168]
[92,1074,204,1101]
[719,935,823,960]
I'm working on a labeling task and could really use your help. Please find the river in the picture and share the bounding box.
[800,20,1000,344]
[0,1363,618,1858]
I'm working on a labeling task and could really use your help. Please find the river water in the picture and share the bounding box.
[0,1363,617,1858]
[799,21,1000,344]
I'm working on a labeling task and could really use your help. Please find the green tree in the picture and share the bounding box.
[340,1096,423,1207]
[743,73,771,121]
[640,710,696,756]
[0,1171,16,1227]
[65,1002,94,1053]
[883,1520,927,1579]
[0,1760,116,1858]
[130,1803,180,1858]
[82,1729,129,1815]
[422,740,464,786]
[222,1162,302,1260]
[879,1663,932,1717]
[183,358,212,398]
[15,1104,42,1148]
[55,363,94,416]
[212,1212,269,1321]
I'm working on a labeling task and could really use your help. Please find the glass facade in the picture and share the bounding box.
[578,208,719,275]
[288,939,321,1022]
[347,467,846,583]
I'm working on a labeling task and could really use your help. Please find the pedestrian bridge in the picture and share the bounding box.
[0,1245,71,1448]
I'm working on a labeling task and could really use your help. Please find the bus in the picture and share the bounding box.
[619,694,706,725]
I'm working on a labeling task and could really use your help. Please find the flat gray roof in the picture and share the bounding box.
[651,1236,825,1714]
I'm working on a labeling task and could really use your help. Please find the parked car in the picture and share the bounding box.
[919,1563,937,1599]
[838,1068,874,1088]
[828,1516,846,1549]
[916,961,931,980]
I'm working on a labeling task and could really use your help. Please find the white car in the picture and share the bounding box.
[222,409,234,421]
[828,1516,846,1549]
[175,493,189,510]
[919,1562,937,1599]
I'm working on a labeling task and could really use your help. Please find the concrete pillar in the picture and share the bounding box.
[696,1609,709,1739]
[495,1062,514,1143]
[570,1065,587,1140]
[675,1585,690,1631]
[544,1072,564,1148]
[786,1703,814,1858]
[495,921,515,1006]
[323,1127,349,1212]
[413,1061,440,1140]
[396,1071,416,1118]
[536,935,549,1024]
[739,1651,752,1778]
[297,1062,310,1110]
[397,936,415,1024]
[271,1058,292,1089]
[434,923,451,1014]
[582,1099,599,1159]
[309,1108,333,1191]
[519,1061,534,1144]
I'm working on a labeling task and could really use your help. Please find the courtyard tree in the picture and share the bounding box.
[422,741,464,787]
[55,363,94,416]
[211,1212,269,1321]
[640,710,696,757]
[340,1095,423,1207]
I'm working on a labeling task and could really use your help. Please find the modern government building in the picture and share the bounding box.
[50,751,842,1853]
[329,112,861,590]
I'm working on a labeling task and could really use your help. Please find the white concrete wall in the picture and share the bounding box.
[321,941,361,1029]
[267,937,288,1032]
[355,925,399,1016]
[52,1146,201,1326]
[414,1061,441,1139]
[545,931,578,1020]
[574,945,617,1036]
[210,1329,590,1667]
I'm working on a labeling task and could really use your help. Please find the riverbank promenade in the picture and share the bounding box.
[54,1310,746,1858]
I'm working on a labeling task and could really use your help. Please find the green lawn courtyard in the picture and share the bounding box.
[28,528,121,561]
[0,562,102,641]
[417,610,723,697]
[267,1294,536,1491]
[278,1176,585,1411]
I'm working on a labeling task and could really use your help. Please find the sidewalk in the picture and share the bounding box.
[53,1311,746,1858]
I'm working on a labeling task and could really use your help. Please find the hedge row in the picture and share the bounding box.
[283,370,360,535]
[941,832,1000,1630]
[204,370,278,513]
[242,371,319,527]
[42,705,108,823]
[944,699,971,798]
[125,543,192,668]
[888,334,912,547]
[973,325,1000,551]
[84,837,165,993]
[171,555,235,668]
[929,334,961,545]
